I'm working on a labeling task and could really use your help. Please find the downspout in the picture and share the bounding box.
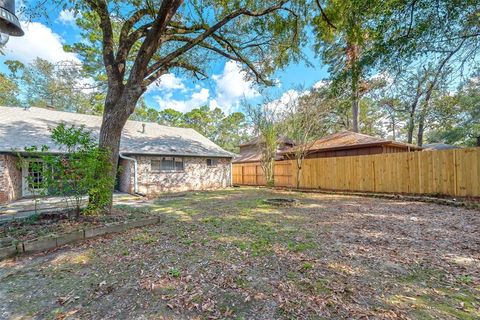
[119,153,138,194]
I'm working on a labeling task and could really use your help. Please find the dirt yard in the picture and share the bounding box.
[1,188,479,319]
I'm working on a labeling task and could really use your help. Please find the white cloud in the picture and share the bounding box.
[264,89,302,115]
[149,61,259,113]
[313,79,330,89]
[58,9,76,25]
[210,61,259,112]
[2,21,79,64]
[148,73,186,93]
[154,88,210,113]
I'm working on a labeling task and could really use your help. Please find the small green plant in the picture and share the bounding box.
[457,275,473,284]
[301,262,314,271]
[168,267,181,278]
[182,238,194,246]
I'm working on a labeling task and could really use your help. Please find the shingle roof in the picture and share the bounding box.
[0,106,233,158]
[239,136,295,147]
[233,136,295,163]
[283,130,422,154]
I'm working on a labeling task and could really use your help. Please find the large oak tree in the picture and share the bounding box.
[36,0,304,211]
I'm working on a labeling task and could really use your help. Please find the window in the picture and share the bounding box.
[206,158,217,167]
[151,157,184,172]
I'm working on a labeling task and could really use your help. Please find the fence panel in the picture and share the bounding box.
[232,148,480,197]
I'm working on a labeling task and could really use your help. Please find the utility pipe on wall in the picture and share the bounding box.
[119,153,138,194]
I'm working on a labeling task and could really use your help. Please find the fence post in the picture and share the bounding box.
[241,165,244,185]
[453,149,458,196]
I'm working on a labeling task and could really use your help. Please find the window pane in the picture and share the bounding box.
[206,159,212,166]
[151,160,161,171]
[175,158,184,171]
[161,157,175,171]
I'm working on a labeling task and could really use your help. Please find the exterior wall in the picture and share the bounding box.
[0,154,22,204]
[302,145,409,159]
[118,156,232,195]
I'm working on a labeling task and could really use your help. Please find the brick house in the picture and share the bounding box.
[0,106,233,204]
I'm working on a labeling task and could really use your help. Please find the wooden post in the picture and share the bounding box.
[241,165,244,185]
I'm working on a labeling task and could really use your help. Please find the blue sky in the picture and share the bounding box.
[0,3,330,114]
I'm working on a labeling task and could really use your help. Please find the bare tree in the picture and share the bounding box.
[246,103,279,187]
[282,87,333,188]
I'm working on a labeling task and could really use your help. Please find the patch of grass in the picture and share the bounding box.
[400,265,444,284]
[168,267,181,278]
[287,240,316,253]
[181,238,194,246]
[301,262,314,271]
[457,274,473,284]
[132,232,156,244]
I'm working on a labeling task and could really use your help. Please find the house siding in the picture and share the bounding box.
[300,145,410,159]
[118,156,231,195]
[0,154,22,204]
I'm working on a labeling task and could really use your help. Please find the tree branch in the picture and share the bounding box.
[145,1,288,81]
[85,0,118,81]
[315,0,336,30]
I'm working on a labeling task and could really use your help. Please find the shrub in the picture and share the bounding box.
[19,123,114,216]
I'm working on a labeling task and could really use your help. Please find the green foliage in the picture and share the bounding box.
[5,58,104,114]
[131,104,249,153]
[20,123,114,216]
[0,72,20,106]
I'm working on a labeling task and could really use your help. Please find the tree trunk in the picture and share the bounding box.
[295,157,302,189]
[352,91,359,133]
[348,43,360,133]
[407,115,415,144]
[391,115,396,141]
[417,115,425,147]
[92,88,140,212]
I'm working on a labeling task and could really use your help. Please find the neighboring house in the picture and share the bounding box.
[282,131,422,159]
[233,136,295,164]
[0,106,233,204]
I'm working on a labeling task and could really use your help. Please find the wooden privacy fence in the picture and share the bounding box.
[232,148,480,197]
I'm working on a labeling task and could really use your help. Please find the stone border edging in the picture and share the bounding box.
[0,216,160,260]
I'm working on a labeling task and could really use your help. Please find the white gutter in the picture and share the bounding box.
[119,152,138,194]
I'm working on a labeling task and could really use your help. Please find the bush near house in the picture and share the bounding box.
[19,123,114,216]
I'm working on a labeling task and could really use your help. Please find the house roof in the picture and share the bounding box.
[232,147,286,163]
[283,130,422,154]
[0,106,233,158]
[233,136,294,163]
[239,136,295,147]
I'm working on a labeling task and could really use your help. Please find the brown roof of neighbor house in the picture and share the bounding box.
[283,130,422,154]
[239,136,294,147]
[233,136,295,163]
[0,106,234,158]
